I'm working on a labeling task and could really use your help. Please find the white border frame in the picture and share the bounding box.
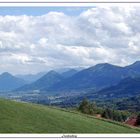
[0,0,140,3]
[0,134,140,137]
[0,2,140,6]
[0,2,140,138]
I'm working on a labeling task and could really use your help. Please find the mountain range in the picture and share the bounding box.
[2,61,140,95]
[47,63,127,92]
[15,68,78,83]
[47,61,140,92]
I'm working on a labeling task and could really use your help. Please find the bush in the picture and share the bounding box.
[101,108,128,122]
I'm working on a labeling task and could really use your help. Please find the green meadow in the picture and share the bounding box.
[0,98,140,133]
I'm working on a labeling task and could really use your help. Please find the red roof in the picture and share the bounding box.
[125,117,137,126]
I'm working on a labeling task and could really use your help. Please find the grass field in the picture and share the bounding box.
[0,98,140,133]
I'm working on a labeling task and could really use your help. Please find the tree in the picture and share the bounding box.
[79,98,90,114]
[102,108,111,119]
[102,108,125,122]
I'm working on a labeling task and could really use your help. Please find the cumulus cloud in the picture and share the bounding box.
[0,6,140,74]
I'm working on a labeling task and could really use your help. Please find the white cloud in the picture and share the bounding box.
[38,38,48,47]
[0,7,140,74]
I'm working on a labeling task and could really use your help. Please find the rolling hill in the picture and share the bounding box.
[0,72,26,91]
[0,98,140,133]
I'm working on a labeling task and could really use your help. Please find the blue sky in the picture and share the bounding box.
[0,7,90,16]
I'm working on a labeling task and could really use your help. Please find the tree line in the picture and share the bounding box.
[78,98,140,126]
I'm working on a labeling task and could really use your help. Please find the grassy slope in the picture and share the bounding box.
[0,98,140,133]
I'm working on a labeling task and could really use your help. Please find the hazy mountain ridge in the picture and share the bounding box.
[97,76,140,98]
[46,61,140,92]
[16,70,64,92]
[3,61,140,94]
[0,72,26,91]
[15,72,46,83]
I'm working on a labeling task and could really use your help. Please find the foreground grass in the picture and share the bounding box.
[0,98,140,133]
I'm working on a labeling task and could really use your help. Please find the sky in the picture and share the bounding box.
[0,6,140,74]
[0,7,89,16]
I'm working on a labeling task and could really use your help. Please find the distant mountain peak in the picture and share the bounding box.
[95,63,121,67]
[37,70,62,83]
[46,70,58,75]
[95,63,112,67]
[16,70,64,91]
[0,72,26,91]
[1,72,13,78]
[132,61,140,65]
[89,63,122,72]
[126,61,140,71]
